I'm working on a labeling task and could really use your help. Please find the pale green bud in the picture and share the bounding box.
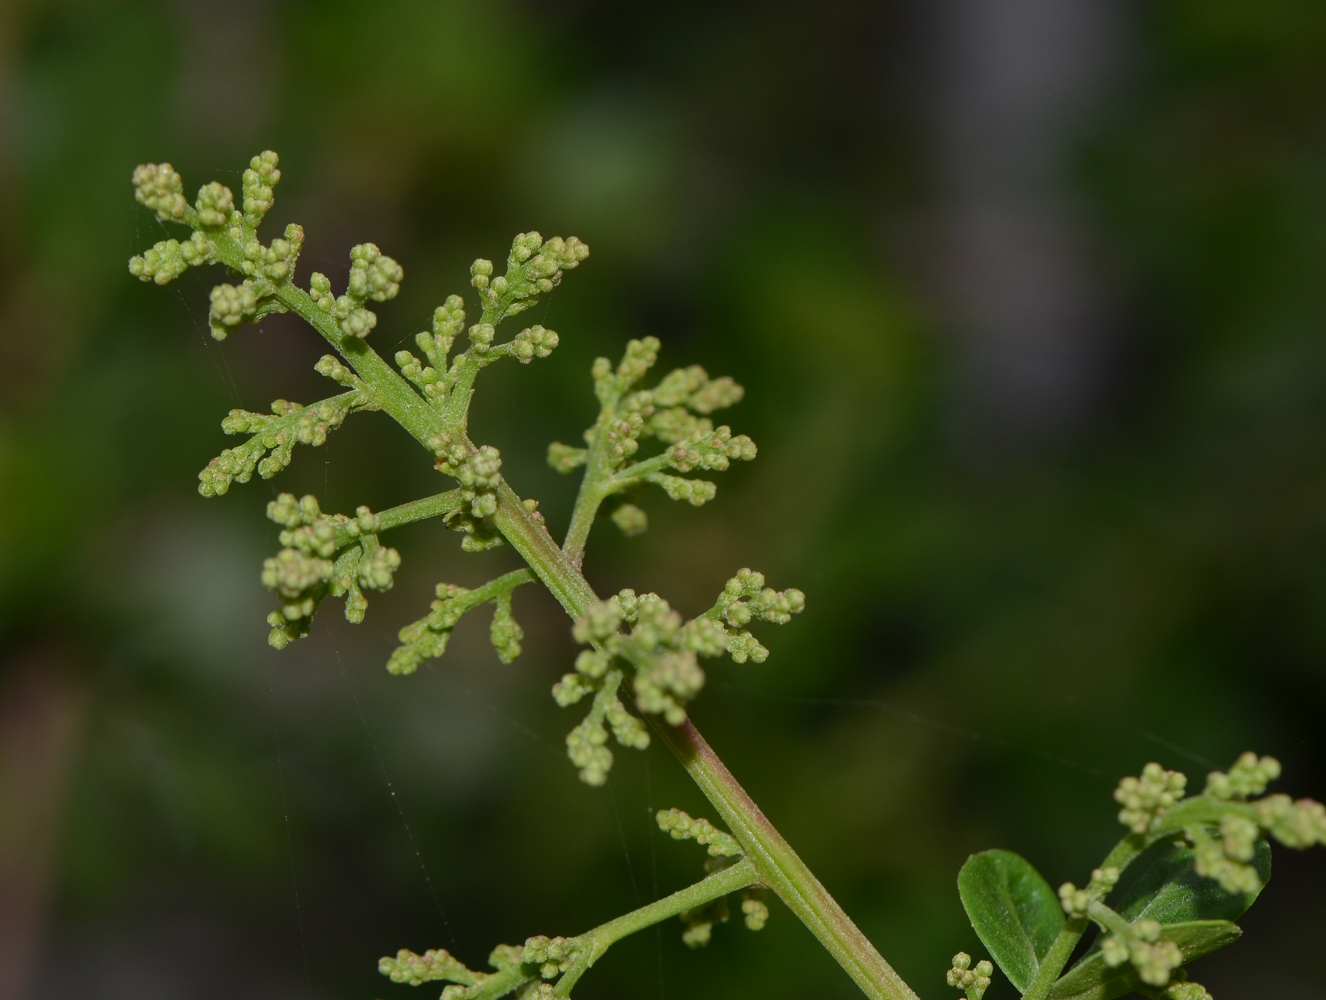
[356,542,401,591]
[208,281,260,340]
[347,243,403,301]
[1115,763,1188,834]
[574,601,622,643]
[129,235,207,285]
[1255,794,1326,848]
[648,473,717,506]
[468,322,496,352]
[1205,752,1281,800]
[133,162,188,221]
[308,272,335,311]
[611,503,648,537]
[241,150,280,226]
[489,594,523,663]
[553,672,592,706]
[195,181,236,227]
[946,953,993,1000]
[689,375,745,414]
[547,442,588,473]
[261,548,332,601]
[741,892,769,931]
[655,808,742,857]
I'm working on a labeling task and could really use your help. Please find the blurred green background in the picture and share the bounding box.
[2,1,1325,998]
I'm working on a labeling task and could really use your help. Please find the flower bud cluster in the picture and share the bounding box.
[1115,763,1188,834]
[241,150,280,230]
[470,232,589,324]
[1254,793,1326,848]
[700,569,807,665]
[430,435,503,522]
[307,242,404,340]
[522,936,582,981]
[1057,866,1119,918]
[550,341,756,539]
[655,808,742,857]
[199,391,364,496]
[379,948,474,986]
[1187,822,1262,895]
[1205,752,1281,800]
[129,232,213,285]
[547,442,589,473]
[261,493,400,648]
[489,593,523,664]
[946,952,993,1000]
[397,299,468,404]
[609,503,648,536]
[1099,919,1184,987]
[388,573,532,676]
[389,583,475,676]
[741,891,769,931]
[207,280,263,340]
[237,223,304,282]
[681,893,730,949]
[554,657,650,786]
[195,181,237,228]
[397,291,558,419]
[133,162,188,221]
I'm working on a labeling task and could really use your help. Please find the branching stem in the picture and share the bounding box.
[200,220,916,1000]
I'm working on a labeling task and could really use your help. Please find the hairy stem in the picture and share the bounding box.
[562,408,618,568]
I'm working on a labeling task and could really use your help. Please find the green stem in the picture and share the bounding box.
[1086,901,1129,937]
[555,857,758,996]
[654,720,920,1000]
[561,480,606,568]
[454,568,536,607]
[562,409,618,568]
[330,489,467,547]
[439,353,486,430]
[1021,918,1089,1000]
[374,488,468,533]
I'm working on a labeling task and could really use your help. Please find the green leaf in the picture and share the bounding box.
[958,849,1066,992]
[1112,839,1270,924]
[1047,920,1241,1000]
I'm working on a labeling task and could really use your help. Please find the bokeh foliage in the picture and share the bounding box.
[1,1,1324,998]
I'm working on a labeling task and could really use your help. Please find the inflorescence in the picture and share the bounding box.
[133,150,1324,1000]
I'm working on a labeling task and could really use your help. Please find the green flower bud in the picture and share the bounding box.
[195,181,236,227]
[1115,763,1188,834]
[241,150,280,227]
[610,503,648,537]
[133,162,188,221]
[655,808,742,857]
[1205,752,1281,800]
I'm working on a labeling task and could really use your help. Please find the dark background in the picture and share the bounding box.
[2,1,1325,998]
